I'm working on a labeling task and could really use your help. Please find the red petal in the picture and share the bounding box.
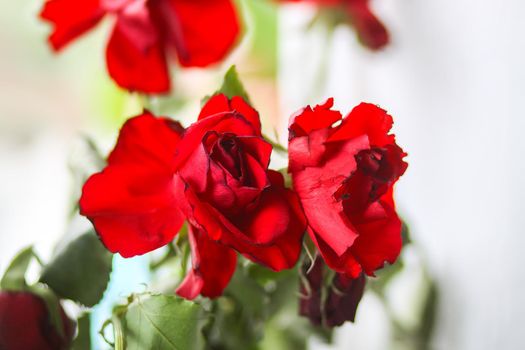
[177,226,237,299]
[350,197,402,275]
[291,135,370,256]
[328,103,395,147]
[176,171,305,271]
[289,98,342,137]
[164,0,240,67]
[173,112,260,170]
[80,113,184,257]
[106,21,170,93]
[40,0,104,51]
[224,172,306,270]
[108,112,183,167]
[199,94,262,136]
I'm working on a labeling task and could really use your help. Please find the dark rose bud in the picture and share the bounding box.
[324,273,366,327]
[299,255,324,325]
[300,256,366,327]
[0,291,75,350]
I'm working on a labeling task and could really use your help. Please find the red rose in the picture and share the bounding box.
[0,291,75,350]
[80,94,306,299]
[288,98,407,278]
[282,0,389,50]
[40,0,240,93]
[172,94,306,298]
[299,256,365,327]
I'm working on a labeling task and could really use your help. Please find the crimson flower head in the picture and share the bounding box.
[80,94,306,299]
[40,0,241,93]
[283,0,389,50]
[0,291,75,350]
[288,99,407,279]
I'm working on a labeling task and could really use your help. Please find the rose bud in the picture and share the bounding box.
[0,291,75,350]
[300,256,366,327]
[289,99,407,279]
[280,0,390,50]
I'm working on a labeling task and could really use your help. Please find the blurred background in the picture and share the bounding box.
[1,0,524,349]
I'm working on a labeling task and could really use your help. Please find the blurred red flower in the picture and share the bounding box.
[288,98,407,279]
[40,0,241,93]
[0,291,75,350]
[283,0,390,50]
[80,94,306,299]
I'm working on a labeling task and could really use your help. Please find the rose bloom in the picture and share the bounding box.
[282,0,389,50]
[80,94,306,299]
[40,0,240,93]
[0,291,75,350]
[288,98,407,279]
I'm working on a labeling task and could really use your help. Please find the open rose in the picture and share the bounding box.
[173,94,306,298]
[288,99,407,278]
[80,94,306,299]
[282,0,389,50]
[40,0,240,93]
[0,291,75,350]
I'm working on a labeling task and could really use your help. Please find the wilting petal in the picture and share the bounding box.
[163,0,240,67]
[177,226,237,299]
[106,20,170,93]
[40,0,104,51]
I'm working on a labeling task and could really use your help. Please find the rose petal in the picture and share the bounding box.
[164,0,240,67]
[40,0,105,51]
[80,113,184,257]
[350,195,403,275]
[289,98,342,137]
[176,226,237,299]
[199,95,262,136]
[328,103,395,146]
[106,20,170,93]
[108,112,183,167]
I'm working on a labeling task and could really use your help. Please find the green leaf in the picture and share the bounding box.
[72,313,91,350]
[203,66,251,106]
[401,220,412,245]
[115,294,208,350]
[40,230,113,307]
[0,246,35,291]
[218,65,251,103]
